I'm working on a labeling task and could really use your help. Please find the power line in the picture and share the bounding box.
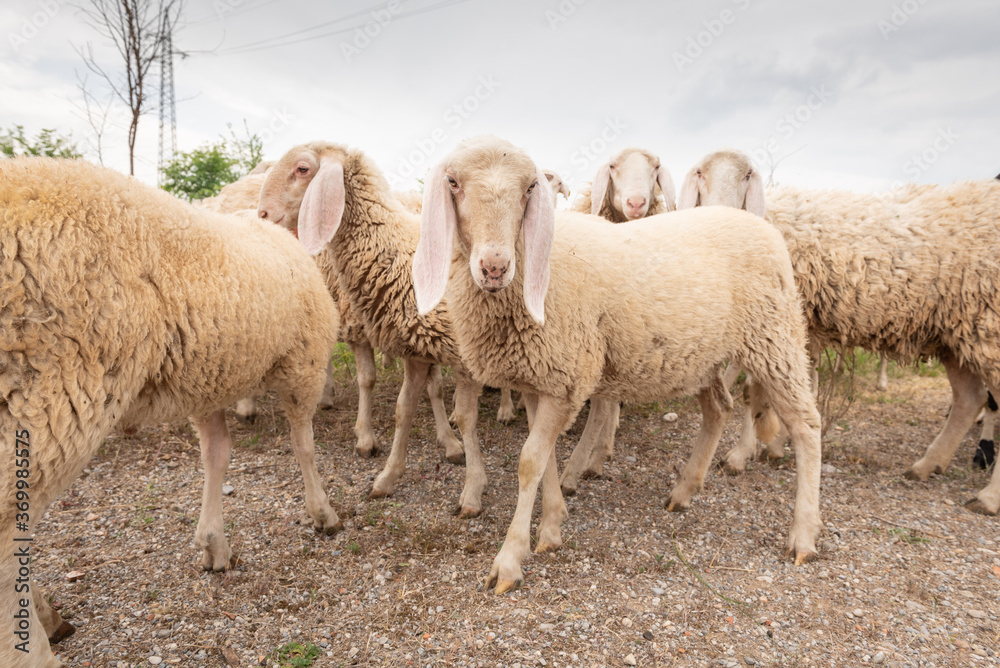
[216,0,474,56]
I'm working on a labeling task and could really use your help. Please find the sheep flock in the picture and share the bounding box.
[2,136,999,667]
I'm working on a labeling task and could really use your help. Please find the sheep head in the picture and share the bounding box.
[677,149,765,217]
[591,147,675,220]
[543,169,570,207]
[413,136,554,325]
[257,142,350,244]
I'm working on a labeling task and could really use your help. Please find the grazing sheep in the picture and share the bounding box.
[413,136,823,592]
[257,142,489,516]
[1,158,340,667]
[570,147,676,221]
[679,149,1000,514]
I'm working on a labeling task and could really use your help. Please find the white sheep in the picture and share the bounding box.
[679,149,1000,515]
[543,169,571,207]
[0,158,340,667]
[257,142,488,516]
[570,146,676,221]
[412,136,823,592]
[204,168,457,458]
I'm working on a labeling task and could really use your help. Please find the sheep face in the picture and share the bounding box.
[414,137,555,324]
[591,148,674,219]
[543,170,570,206]
[258,143,349,235]
[678,150,765,217]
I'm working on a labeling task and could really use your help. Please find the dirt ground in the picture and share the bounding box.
[35,359,1000,667]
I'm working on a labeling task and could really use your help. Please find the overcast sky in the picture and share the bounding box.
[3,0,998,195]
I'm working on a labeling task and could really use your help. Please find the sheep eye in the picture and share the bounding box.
[696,170,703,177]
[447,177,458,188]
[745,170,753,181]
[297,166,309,175]
[526,181,537,194]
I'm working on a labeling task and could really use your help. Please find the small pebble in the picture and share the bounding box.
[624,654,637,666]
[853,608,864,618]
[621,617,633,628]
[663,412,678,422]
[148,659,162,666]
[967,609,986,619]
[221,484,234,496]
[873,651,885,664]
[348,647,359,658]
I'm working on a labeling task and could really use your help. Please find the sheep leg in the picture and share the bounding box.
[559,397,618,496]
[193,410,235,571]
[722,399,760,475]
[966,384,1000,514]
[973,392,997,470]
[906,355,986,480]
[0,575,64,668]
[876,355,889,392]
[583,399,620,478]
[666,377,732,511]
[486,395,573,594]
[497,387,517,423]
[370,358,432,498]
[35,594,75,643]
[722,362,742,389]
[524,392,538,431]
[536,445,568,553]
[427,364,465,464]
[452,374,486,518]
[287,414,342,534]
[319,359,337,409]
[352,340,379,458]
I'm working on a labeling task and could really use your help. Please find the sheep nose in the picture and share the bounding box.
[480,257,510,281]
[626,196,647,213]
[258,209,269,220]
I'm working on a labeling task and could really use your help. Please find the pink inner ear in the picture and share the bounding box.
[590,163,611,215]
[413,162,457,315]
[522,171,555,325]
[743,171,767,218]
[657,167,677,212]
[677,167,701,210]
[298,160,345,255]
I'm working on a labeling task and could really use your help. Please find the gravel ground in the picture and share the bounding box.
[34,360,1000,667]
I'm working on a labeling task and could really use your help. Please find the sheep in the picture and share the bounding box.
[257,141,490,516]
[204,165,456,458]
[543,169,570,207]
[412,136,823,592]
[570,147,676,221]
[678,149,1000,515]
[0,157,340,667]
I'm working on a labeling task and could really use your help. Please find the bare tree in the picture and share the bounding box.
[75,0,183,175]
[760,144,806,187]
[71,72,114,165]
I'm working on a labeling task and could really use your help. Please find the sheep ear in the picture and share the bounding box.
[676,167,701,210]
[413,162,457,316]
[657,166,677,212]
[743,170,766,218]
[559,182,571,198]
[590,163,611,215]
[298,160,345,255]
[522,171,555,325]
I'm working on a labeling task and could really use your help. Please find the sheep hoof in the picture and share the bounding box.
[448,411,458,427]
[535,537,561,554]
[355,445,379,459]
[236,413,256,425]
[560,482,578,497]
[973,440,995,470]
[454,505,481,519]
[318,396,336,410]
[496,407,516,423]
[720,459,746,476]
[665,498,689,513]
[369,487,391,500]
[314,517,344,535]
[485,572,523,595]
[580,468,603,480]
[903,465,938,481]
[445,450,466,465]
[964,498,997,515]
[49,620,77,644]
[791,548,818,566]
